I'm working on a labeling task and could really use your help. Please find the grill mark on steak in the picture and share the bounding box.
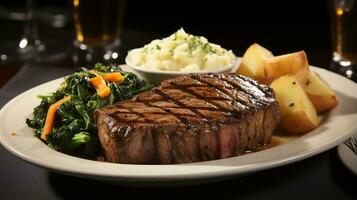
[152,88,209,120]
[110,104,234,125]
[166,82,241,116]
[136,97,191,126]
[213,74,272,106]
[109,104,170,124]
[189,74,254,112]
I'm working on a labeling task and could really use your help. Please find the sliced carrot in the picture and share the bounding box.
[90,76,111,97]
[41,96,71,141]
[101,72,124,83]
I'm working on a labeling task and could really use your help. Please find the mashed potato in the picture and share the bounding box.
[127,28,236,72]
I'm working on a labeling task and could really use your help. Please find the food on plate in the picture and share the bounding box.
[270,75,319,135]
[236,44,309,85]
[94,73,280,164]
[90,76,112,97]
[236,43,338,134]
[40,96,71,140]
[26,63,151,158]
[236,43,274,84]
[264,51,309,85]
[302,71,338,113]
[126,28,236,72]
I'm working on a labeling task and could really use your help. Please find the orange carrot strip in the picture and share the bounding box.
[90,76,111,97]
[101,72,124,83]
[41,96,71,141]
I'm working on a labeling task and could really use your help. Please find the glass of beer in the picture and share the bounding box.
[71,0,126,66]
[329,0,357,79]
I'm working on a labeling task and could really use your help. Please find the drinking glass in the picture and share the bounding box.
[71,0,126,67]
[0,0,68,64]
[329,0,357,79]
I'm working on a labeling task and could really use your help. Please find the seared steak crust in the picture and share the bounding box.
[94,73,280,164]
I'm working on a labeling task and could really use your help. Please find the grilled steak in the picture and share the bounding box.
[94,73,280,164]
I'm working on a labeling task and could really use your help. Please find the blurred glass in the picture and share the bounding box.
[71,0,126,67]
[329,0,357,79]
[0,0,68,65]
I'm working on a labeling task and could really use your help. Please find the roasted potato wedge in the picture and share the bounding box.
[236,43,273,84]
[270,75,319,135]
[264,51,310,85]
[302,71,338,113]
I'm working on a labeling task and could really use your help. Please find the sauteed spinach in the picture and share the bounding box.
[26,63,151,159]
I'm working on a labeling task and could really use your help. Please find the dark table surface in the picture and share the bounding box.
[1,1,357,199]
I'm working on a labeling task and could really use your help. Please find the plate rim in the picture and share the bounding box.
[1,66,357,183]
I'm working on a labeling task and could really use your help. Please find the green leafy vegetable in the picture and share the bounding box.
[26,63,152,159]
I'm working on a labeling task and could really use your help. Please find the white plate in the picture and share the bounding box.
[1,66,357,186]
[338,134,357,175]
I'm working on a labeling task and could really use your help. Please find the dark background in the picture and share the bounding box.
[1,0,332,67]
